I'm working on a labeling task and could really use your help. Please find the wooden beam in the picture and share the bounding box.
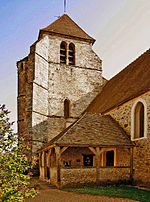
[88,147,97,155]
[38,144,133,153]
[38,144,56,153]
[60,146,68,155]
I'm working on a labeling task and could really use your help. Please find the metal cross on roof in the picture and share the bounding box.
[64,0,67,13]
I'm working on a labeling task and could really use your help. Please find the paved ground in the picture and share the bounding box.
[26,178,137,202]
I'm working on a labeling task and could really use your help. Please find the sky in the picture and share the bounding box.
[0,0,150,132]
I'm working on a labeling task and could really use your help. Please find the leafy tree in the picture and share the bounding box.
[0,105,36,201]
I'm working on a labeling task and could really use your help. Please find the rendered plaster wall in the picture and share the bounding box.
[61,147,96,167]
[60,168,96,187]
[100,148,130,167]
[107,91,150,186]
[116,148,130,167]
[28,34,102,153]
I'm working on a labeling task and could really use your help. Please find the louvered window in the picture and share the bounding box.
[60,42,67,64]
[68,43,75,65]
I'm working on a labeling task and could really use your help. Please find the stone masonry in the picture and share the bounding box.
[17,33,103,153]
[107,91,150,186]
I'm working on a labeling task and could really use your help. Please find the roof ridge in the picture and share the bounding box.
[105,48,150,85]
[86,48,150,114]
[40,13,67,30]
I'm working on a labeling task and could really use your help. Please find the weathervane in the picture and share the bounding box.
[64,0,67,13]
[54,0,67,19]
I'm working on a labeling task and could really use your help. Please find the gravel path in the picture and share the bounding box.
[26,189,137,202]
[26,178,137,202]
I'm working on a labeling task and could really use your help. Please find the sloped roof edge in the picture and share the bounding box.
[38,113,134,152]
[40,14,95,43]
[87,48,150,114]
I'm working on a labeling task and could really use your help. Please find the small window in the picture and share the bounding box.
[106,151,114,167]
[131,99,147,140]
[64,99,70,118]
[134,102,144,138]
[21,63,24,72]
[68,43,75,65]
[60,42,67,64]
[63,161,71,167]
[83,155,93,167]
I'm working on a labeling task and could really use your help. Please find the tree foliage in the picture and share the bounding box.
[0,105,36,201]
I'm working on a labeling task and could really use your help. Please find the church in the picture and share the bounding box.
[17,14,150,188]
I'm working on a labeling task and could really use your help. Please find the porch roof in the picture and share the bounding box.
[39,113,133,152]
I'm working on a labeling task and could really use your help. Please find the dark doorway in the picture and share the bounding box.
[47,167,50,179]
[83,155,93,166]
[64,99,70,118]
[106,151,114,166]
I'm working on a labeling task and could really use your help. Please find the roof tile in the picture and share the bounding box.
[41,113,133,149]
[87,49,150,113]
[40,14,95,43]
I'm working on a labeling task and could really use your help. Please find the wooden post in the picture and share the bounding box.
[39,152,42,178]
[130,147,133,182]
[96,147,100,183]
[55,146,61,185]
[89,146,102,183]
[41,151,45,179]
[46,150,51,180]
[44,151,47,179]
[47,149,51,167]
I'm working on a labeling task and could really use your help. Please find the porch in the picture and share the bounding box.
[38,145,133,188]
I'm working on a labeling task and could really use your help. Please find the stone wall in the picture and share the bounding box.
[17,59,27,133]
[18,29,103,154]
[98,167,130,182]
[60,168,96,187]
[17,52,34,136]
[107,91,150,186]
[25,33,103,153]
[50,167,57,186]
[60,167,130,187]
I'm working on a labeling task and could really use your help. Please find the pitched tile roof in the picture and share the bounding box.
[39,113,133,151]
[87,49,150,114]
[40,14,95,43]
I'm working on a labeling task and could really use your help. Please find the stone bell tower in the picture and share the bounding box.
[17,14,103,153]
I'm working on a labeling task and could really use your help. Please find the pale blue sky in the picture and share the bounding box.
[0,0,150,131]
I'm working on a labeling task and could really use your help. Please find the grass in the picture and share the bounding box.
[62,186,150,202]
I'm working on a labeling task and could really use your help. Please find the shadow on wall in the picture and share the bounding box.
[31,87,104,153]
[51,85,103,117]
